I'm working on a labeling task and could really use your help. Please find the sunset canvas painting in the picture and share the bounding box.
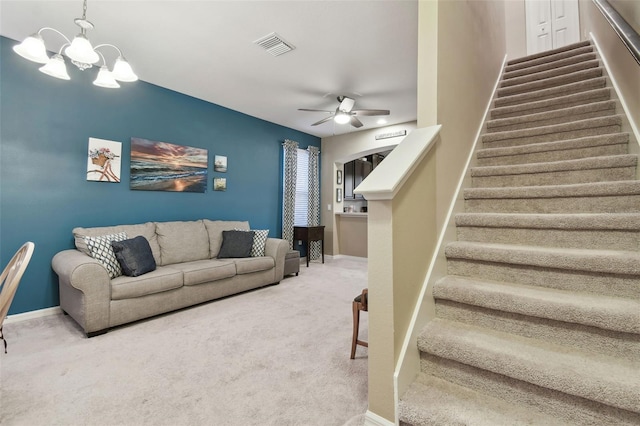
[130,138,208,192]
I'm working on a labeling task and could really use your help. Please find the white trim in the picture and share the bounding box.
[392,53,509,421]
[589,32,640,146]
[4,306,62,324]
[354,125,442,200]
[364,410,394,426]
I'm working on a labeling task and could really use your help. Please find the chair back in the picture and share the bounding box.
[0,242,35,328]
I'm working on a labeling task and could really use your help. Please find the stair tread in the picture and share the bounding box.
[464,180,640,199]
[500,59,600,88]
[470,154,637,177]
[506,41,592,67]
[434,275,640,333]
[503,52,597,80]
[491,87,611,119]
[455,212,640,230]
[399,374,561,426]
[445,240,640,275]
[482,115,623,143]
[496,68,603,97]
[418,319,640,413]
[486,100,616,130]
[477,133,630,159]
[494,77,607,108]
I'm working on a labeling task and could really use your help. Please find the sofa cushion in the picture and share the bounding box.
[218,230,254,258]
[168,259,237,286]
[74,222,160,265]
[203,220,250,258]
[155,220,209,266]
[234,257,275,275]
[110,266,183,300]
[111,236,157,277]
[84,232,128,278]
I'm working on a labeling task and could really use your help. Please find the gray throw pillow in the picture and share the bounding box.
[218,230,255,258]
[111,236,157,277]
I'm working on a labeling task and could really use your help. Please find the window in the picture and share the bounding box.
[294,148,309,226]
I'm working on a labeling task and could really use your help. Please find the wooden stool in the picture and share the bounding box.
[350,288,368,359]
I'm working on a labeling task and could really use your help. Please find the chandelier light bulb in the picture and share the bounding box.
[112,57,138,82]
[65,34,100,65]
[13,34,49,64]
[39,54,70,80]
[93,66,120,88]
[334,111,351,124]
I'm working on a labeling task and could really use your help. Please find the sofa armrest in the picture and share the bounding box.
[51,249,111,335]
[264,238,289,282]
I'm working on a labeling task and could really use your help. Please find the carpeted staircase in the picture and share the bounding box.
[399,40,640,425]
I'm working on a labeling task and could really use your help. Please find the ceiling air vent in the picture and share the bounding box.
[253,32,295,57]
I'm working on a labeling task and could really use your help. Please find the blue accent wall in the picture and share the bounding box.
[0,36,320,315]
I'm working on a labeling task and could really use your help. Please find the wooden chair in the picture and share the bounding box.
[0,242,35,353]
[350,288,368,359]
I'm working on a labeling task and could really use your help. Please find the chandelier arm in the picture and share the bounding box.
[94,49,107,67]
[37,27,72,45]
[94,44,124,57]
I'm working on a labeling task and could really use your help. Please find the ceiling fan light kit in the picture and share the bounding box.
[299,95,390,129]
[12,0,137,88]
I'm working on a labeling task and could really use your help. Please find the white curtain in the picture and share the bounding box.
[307,146,321,260]
[282,139,298,249]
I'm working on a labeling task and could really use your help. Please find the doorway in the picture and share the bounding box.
[525,0,580,55]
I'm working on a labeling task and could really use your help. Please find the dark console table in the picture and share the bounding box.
[293,225,325,267]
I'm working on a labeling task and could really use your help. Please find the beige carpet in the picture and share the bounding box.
[0,257,369,426]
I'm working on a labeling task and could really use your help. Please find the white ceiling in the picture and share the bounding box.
[0,0,418,139]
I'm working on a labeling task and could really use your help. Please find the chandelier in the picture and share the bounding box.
[12,0,137,88]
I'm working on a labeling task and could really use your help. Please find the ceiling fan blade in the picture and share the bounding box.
[350,116,364,128]
[351,109,390,116]
[311,115,336,126]
[338,96,356,112]
[298,108,333,113]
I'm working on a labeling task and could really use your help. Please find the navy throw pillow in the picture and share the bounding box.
[111,236,156,277]
[218,230,255,258]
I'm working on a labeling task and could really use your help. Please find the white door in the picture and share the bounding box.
[526,0,580,55]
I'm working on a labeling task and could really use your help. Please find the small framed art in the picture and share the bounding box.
[337,170,343,185]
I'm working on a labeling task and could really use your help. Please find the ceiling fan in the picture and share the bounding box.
[298,96,390,128]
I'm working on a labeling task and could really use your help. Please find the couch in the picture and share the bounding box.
[52,219,289,337]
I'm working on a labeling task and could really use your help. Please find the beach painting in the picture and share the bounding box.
[130,137,208,193]
[87,138,121,183]
[214,155,227,172]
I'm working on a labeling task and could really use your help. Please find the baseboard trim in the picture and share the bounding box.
[364,410,395,426]
[4,306,62,325]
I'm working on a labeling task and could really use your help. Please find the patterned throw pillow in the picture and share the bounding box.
[235,229,269,257]
[83,232,128,278]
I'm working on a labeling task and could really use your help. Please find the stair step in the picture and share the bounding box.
[500,59,600,89]
[496,68,603,98]
[482,115,623,149]
[464,180,640,214]
[418,341,640,425]
[418,319,640,413]
[445,240,640,299]
[476,133,630,167]
[433,276,640,334]
[470,154,637,187]
[486,100,617,133]
[455,212,640,251]
[506,40,592,69]
[399,374,560,426]
[491,87,611,120]
[494,77,606,108]
[503,52,597,80]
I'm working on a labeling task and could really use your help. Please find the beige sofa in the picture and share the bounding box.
[52,219,289,337]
